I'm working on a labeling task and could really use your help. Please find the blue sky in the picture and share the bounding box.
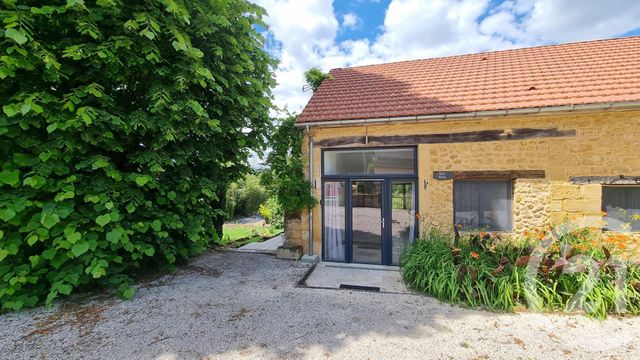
[333,0,390,42]
[254,0,640,113]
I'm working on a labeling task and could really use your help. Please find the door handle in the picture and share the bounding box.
[382,217,385,229]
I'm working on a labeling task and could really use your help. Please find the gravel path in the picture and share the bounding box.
[1,251,639,359]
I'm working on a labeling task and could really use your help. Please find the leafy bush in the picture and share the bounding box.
[0,1,274,310]
[259,197,284,229]
[225,174,268,219]
[261,115,316,213]
[401,225,640,318]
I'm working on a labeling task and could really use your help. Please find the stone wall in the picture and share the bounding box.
[548,182,602,227]
[292,109,640,255]
[284,213,302,247]
[513,179,551,233]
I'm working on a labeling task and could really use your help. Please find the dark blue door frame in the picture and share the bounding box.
[321,177,417,266]
[320,146,418,266]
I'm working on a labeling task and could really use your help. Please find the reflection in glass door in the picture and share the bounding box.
[323,181,346,261]
[391,181,416,265]
[351,180,383,264]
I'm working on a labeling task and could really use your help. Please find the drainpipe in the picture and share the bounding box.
[305,125,314,257]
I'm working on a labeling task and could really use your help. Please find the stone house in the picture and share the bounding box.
[287,36,640,266]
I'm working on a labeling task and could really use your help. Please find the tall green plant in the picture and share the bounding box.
[261,115,316,214]
[303,67,331,92]
[0,0,275,310]
[401,227,640,318]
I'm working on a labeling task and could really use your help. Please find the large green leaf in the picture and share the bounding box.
[0,209,16,222]
[71,242,90,257]
[106,228,123,243]
[95,214,111,227]
[4,28,28,45]
[67,232,81,244]
[134,175,151,186]
[40,213,60,229]
[0,169,20,186]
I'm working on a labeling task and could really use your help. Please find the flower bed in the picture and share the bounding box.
[401,225,640,318]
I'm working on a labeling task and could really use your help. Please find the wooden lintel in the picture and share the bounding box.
[433,170,546,180]
[314,128,575,147]
[315,136,366,147]
[570,176,640,185]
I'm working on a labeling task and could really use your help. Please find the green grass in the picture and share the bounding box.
[219,223,282,248]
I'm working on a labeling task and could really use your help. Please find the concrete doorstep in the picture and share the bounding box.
[303,262,412,294]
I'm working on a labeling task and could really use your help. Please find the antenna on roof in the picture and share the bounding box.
[302,84,313,93]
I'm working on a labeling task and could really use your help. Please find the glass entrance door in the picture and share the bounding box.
[351,180,384,264]
[322,178,417,265]
[321,147,418,266]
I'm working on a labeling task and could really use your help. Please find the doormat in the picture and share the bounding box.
[339,284,381,292]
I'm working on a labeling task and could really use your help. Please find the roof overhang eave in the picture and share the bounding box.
[294,101,640,128]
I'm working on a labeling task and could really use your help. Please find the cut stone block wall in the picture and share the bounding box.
[284,213,302,248]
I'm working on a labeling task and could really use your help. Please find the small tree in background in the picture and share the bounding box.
[304,67,331,92]
[225,173,268,220]
[0,1,275,310]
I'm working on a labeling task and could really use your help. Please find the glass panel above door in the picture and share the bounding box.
[323,148,415,175]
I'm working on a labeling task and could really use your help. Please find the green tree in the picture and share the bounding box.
[225,173,267,219]
[304,67,331,92]
[0,0,275,310]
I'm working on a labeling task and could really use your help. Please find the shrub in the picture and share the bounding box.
[225,174,268,219]
[401,224,640,318]
[0,1,275,310]
[259,197,284,230]
[260,115,316,214]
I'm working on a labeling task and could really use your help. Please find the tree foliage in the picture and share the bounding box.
[0,0,275,310]
[303,67,331,92]
[261,115,315,214]
[225,173,267,220]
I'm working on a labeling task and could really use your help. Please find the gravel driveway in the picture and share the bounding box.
[1,251,639,359]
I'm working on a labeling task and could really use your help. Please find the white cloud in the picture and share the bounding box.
[480,0,640,43]
[341,12,359,29]
[372,0,517,61]
[255,0,640,114]
[520,0,640,42]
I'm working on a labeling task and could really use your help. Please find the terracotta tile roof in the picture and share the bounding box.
[297,36,640,124]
